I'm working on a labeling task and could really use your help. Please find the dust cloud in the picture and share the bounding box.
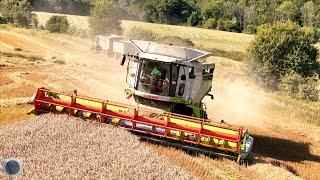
[204,70,269,128]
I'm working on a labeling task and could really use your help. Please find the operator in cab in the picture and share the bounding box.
[150,64,166,94]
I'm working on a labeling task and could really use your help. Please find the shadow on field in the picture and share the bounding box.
[252,134,320,163]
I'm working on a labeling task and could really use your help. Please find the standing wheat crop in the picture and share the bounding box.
[0,114,194,179]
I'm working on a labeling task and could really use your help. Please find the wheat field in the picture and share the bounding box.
[0,114,193,179]
[122,20,254,52]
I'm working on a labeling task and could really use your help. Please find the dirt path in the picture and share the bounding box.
[0,29,130,103]
[0,30,49,54]
[0,29,319,179]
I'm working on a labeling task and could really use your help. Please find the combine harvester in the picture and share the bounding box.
[32,40,253,162]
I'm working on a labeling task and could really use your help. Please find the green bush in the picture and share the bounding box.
[222,18,240,32]
[216,18,240,32]
[187,11,202,26]
[243,25,257,34]
[31,13,38,28]
[0,0,32,27]
[46,16,69,33]
[158,36,194,47]
[89,0,121,36]
[202,18,217,29]
[315,14,320,29]
[247,22,320,90]
[279,73,319,101]
[216,19,225,31]
[0,17,7,24]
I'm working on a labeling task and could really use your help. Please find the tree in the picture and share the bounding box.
[46,15,69,33]
[247,22,320,90]
[275,1,298,22]
[187,11,202,26]
[234,2,246,31]
[243,25,257,34]
[223,18,240,32]
[144,2,160,23]
[145,0,193,25]
[243,6,257,31]
[31,13,39,28]
[0,0,33,27]
[31,0,91,15]
[202,18,217,29]
[216,18,240,32]
[315,13,320,29]
[89,0,121,35]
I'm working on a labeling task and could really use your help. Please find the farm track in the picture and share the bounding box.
[0,28,319,179]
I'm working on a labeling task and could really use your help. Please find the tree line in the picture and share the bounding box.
[24,0,320,33]
[29,0,91,15]
[184,0,320,33]
[2,0,320,34]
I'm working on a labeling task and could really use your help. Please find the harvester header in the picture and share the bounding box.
[32,87,253,161]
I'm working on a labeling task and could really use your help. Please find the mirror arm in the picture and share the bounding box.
[120,54,127,66]
[207,93,214,100]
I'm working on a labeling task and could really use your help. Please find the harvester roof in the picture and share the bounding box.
[130,40,211,64]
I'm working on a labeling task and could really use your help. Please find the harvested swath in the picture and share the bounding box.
[0,114,193,179]
[150,145,302,180]
[248,163,301,180]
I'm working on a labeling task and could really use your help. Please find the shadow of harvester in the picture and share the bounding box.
[252,134,320,163]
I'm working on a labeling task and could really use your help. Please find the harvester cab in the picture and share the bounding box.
[121,40,215,118]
